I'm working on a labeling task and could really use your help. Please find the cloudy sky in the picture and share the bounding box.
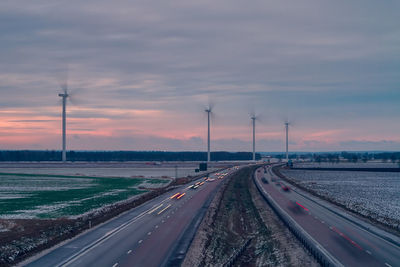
[1,0,399,152]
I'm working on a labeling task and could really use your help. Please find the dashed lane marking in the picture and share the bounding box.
[155,225,159,228]
[385,263,392,267]
[147,203,164,214]
[112,263,118,267]
[366,250,371,255]
[148,232,152,235]
[138,240,143,244]
[127,250,132,254]
[157,204,172,215]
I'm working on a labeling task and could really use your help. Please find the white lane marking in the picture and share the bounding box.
[385,263,392,267]
[147,203,164,214]
[366,250,371,255]
[148,232,152,235]
[112,263,118,267]
[155,225,159,229]
[329,226,333,230]
[127,250,132,254]
[157,204,172,215]
[57,206,152,267]
[167,215,170,218]
[162,220,165,223]
[321,220,325,224]
[138,240,143,244]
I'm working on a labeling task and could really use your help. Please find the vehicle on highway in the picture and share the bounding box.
[281,185,290,191]
[170,192,181,199]
[176,192,185,199]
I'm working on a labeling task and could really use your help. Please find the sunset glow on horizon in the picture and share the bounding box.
[1,1,399,152]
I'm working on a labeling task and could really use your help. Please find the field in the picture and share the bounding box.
[293,161,399,169]
[280,168,400,229]
[0,161,228,178]
[0,172,169,219]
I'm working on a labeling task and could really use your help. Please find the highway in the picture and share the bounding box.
[25,167,239,267]
[255,165,400,267]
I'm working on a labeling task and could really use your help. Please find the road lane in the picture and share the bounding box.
[26,167,240,267]
[255,166,400,267]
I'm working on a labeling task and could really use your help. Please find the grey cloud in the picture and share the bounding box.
[1,0,400,151]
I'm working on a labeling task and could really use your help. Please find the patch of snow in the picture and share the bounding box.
[281,169,400,229]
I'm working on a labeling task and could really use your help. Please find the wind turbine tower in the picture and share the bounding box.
[59,89,69,162]
[285,122,289,161]
[251,115,256,161]
[205,107,212,162]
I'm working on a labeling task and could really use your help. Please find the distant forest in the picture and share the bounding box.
[0,150,261,162]
[275,151,400,164]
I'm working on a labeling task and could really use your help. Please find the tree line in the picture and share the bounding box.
[0,150,261,162]
[274,151,400,164]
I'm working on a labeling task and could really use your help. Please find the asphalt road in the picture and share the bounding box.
[25,166,240,267]
[255,165,400,267]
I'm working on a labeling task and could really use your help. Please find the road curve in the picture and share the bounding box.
[25,167,240,267]
[255,165,400,267]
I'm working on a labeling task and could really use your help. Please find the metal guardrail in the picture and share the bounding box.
[253,171,343,267]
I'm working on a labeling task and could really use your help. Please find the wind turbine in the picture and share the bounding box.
[58,87,69,162]
[251,113,257,161]
[205,104,213,162]
[285,121,289,162]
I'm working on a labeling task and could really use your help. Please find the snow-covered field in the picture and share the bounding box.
[293,162,400,169]
[0,167,202,178]
[0,173,169,219]
[0,161,228,178]
[280,169,400,229]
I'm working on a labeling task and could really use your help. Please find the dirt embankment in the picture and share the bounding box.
[183,166,318,267]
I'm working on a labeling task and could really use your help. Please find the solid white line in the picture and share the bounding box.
[127,250,132,254]
[58,208,150,267]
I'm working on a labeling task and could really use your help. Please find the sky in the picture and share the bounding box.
[0,0,399,152]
